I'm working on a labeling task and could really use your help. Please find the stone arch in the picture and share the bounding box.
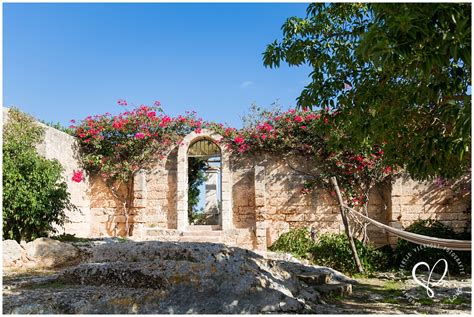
[176,129,232,231]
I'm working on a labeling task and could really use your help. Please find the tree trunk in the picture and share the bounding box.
[330,177,365,273]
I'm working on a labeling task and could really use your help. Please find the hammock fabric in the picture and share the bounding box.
[342,204,472,251]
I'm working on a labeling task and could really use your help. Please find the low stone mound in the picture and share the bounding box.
[3,238,81,269]
[3,241,354,314]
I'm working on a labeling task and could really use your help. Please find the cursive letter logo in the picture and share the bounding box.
[412,259,449,298]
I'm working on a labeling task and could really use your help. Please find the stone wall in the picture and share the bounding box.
[88,150,178,239]
[257,156,470,249]
[231,157,257,229]
[386,175,471,245]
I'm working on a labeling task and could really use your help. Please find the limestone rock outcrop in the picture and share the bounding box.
[25,238,81,268]
[3,237,81,269]
[3,241,355,314]
[3,240,23,267]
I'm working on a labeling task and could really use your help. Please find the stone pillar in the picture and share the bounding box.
[254,163,267,251]
[221,152,233,230]
[176,147,188,231]
[133,170,147,208]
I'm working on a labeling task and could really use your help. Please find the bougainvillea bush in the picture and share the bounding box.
[218,107,396,242]
[72,101,210,235]
[220,108,395,202]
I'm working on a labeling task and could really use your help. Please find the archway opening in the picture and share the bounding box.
[187,139,222,226]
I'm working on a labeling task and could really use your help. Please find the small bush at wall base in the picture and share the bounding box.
[270,229,393,274]
[269,228,315,259]
[310,233,392,274]
[3,108,74,242]
[394,220,471,274]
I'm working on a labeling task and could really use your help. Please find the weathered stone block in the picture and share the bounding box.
[285,214,305,222]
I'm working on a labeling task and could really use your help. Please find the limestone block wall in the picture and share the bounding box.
[231,157,257,229]
[88,150,178,239]
[387,175,471,245]
[37,123,92,237]
[261,157,346,247]
[253,156,470,249]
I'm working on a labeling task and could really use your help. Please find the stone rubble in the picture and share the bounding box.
[3,238,82,269]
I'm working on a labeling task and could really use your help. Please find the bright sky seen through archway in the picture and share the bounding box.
[4,2,312,128]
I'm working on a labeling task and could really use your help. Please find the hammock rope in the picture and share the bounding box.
[342,204,472,251]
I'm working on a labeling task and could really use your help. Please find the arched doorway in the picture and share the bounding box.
[187,139,222,226]
[176,129,232,231]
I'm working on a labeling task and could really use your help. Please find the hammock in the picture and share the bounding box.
[342,204,472,251]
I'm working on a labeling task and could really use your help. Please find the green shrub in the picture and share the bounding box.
[394,219,471,274]
[269,228,316,259]
[310,233,392,273]
[270,228,392,273]
[3,108,74,242]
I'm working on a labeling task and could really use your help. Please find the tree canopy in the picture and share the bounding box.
[263,3,471,180]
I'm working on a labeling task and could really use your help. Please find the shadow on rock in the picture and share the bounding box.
[3,240,355,314]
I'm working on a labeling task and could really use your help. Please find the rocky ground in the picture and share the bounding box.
[2,238,472,314]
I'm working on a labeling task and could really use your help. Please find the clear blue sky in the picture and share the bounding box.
[4,2,312,128]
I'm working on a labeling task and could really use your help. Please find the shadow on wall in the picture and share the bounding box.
[166,147,178,229]
[419,173,471,209]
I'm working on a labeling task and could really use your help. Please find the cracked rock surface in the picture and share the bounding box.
[3,241,354,314]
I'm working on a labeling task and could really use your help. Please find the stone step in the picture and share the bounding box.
[296,272,333,285]
[144,228,181,238]
[181,231,222,237]
[179,236,222,243]
[186,225,222,231]
[314,282,352,297]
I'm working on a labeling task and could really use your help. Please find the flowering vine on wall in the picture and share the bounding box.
[70,100,396,238]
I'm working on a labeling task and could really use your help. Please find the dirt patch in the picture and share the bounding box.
[320,273,471,314]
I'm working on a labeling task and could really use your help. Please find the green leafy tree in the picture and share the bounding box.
[263,3,471,180]
[3,109,73,242]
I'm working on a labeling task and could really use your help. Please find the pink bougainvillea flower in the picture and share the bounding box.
[294,115,303,123]
[112,120,123,129]
[72,170,83,183]
[70,119,76,123]
[147,111,156,118]
[195,128,202,134]
[261,134,267,140]
[154,101,161,107]
[134,132,145,139]
[383,166,392,174]
[234,136,245,145]
[238,144,250,153]
[301,125,307,130]
[117,99,128,106]
[323,117,329,125]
